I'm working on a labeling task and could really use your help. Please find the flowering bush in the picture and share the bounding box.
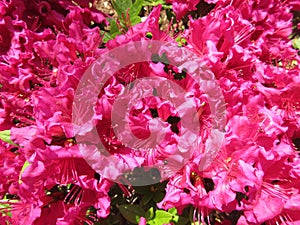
[0,0,300,224]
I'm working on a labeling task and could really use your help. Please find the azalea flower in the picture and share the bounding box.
[0,0,300,224]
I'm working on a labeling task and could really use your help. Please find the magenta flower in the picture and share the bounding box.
[166,0,200,19]
[0,0,300,223]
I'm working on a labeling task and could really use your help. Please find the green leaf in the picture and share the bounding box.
[176,216,190,225]
[94,214,121,225]
[102,31,114,43]
[18,161,30,184]
[111,0,144,27]
[102,31,119,43]
[130,16,142,26]
[101,18,121,43]
[130,0,144,17]
[143,0,172,9]
[152,191,164,203]
[292,37,300,49]
[0,203,12,217]
[146,206,189,225]
[108,19,120,35]
[155,181,168,191]
[143,0,166,6]
[147,210,173,225]
[111,0,132,17]
[168,207,177,215]
[109,216,121,225]
[141,192,153,205]
[134,185,151,194]
[111,195,127,205]
[145,207,155,220]
[0,130,17,146]
[118,204,145,224]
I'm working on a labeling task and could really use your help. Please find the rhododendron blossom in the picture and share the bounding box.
[0,0,300,224]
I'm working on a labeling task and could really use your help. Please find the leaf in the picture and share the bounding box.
[94,214,121,225]
[141,192,153,205]
[143,0,172,9]
[118,204,145,224]
[111,0,143,27]
[143,0,166,6]
[176,216,190,225]
[130,16,142,26]
[0,130,17,146]
[109,216,121,225]
[147,210,173,225]
[134,185,151,194]
[18,161,30,184]
[0,203,12,217]
[101,32,113,43]
[155,181,168,191]
[168,207,177,215]
[101,18,121,43]
[108,19,119,35]
[145,207,155,220]
[130,0,144,17]
[111,0,132,17]
[146,206,189,225]
[111,195,127,205]
[292,37,300,50]
[152,191,164,203]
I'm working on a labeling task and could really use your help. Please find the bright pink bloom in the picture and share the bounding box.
[139,217,147,225]
[166,0,200,19]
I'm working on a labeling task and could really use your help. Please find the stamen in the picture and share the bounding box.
[117,183,133,198]
[235,25,255,44]
[75,212,95,225]
[59,159,78,184]
[269,212,293,225]
[64,185,83,205]
[193,207,210,225]
[281,98,299,120]
[262,182,292,201]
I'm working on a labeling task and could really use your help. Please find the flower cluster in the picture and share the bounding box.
[0,0,300,224]
[0,0,111,224]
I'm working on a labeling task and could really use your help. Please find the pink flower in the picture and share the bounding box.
[240,150,300,224]
[106,5,164,49]
[1,0,300,223]
[0,198,41,225]
[166,0,200,20]
[0,141,25,197]
[158,163,211,214]
[138,217,147,225]
[0,17,14,55]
